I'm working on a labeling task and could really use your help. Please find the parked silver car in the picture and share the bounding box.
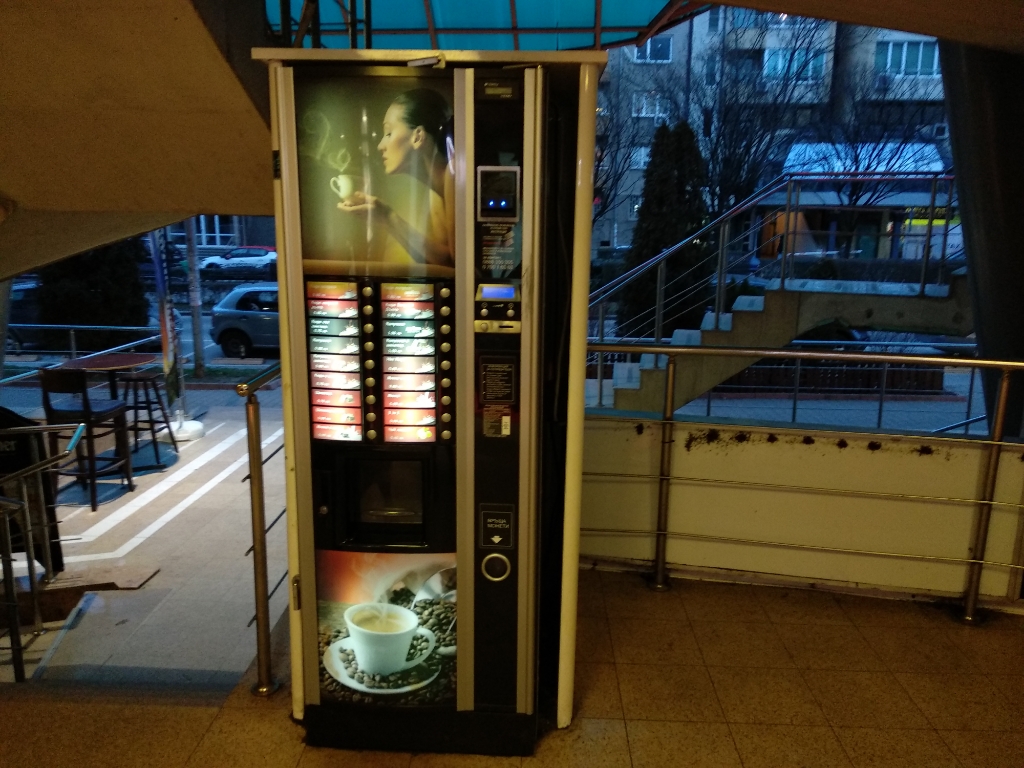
[210,283,279,358]
[200,246,277,280]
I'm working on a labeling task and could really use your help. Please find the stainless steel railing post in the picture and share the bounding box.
[245,391,279,695]
[0,503,25,681]
[962,369,1012,623]
[653,262,666,347]
[779,181,792,290]
[651,355,677,591]
[791,358,801,423]
[68,329,77,359]
[28,437,54,582]
[597,302,607,407]
[919,175,938,296]
[714,223,727,330]
[876,361,889,430]
[964,367,976,434]
[18,478,44,635]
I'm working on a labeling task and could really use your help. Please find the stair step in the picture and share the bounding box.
[732,295,765,312]
[700,312,732,331]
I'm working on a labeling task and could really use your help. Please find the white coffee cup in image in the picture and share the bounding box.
[330,174,358,201]
[343,603,436,676]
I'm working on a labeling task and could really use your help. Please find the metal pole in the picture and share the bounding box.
[705,386,712,417]
[651,355,677,591]
[279,0,292,45]
[246,393,279,695]
[919,175,938,296]
[788,182,802,284]
[311,0,322,48]
[596,302,606,407]
[18,480,44,635]
[28,437,53,582]
[963,369,1012,623]
[184,219,205,379]
[779,181,793,290]
[348,0,358,48]
[791,358,801,423]
[964,366,976,434]
[69,329,77,359]
[714,222,727,330]
[0,508,25,682]
[938,178,954,283]
[364,0,372,48]
[876,361,888,430]
[654,261,666,347]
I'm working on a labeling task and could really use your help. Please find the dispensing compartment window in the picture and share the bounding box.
[358,459,424,526]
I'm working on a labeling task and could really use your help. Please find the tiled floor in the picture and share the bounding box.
[4,567,1024,766]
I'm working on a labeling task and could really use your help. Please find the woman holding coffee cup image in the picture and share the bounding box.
[337,89,455,268]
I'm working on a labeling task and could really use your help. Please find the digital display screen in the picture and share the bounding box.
[313,423,362,442]
[382,302,434,320]
[480,285,516,300]
[383,337,435,356]
[384,391,436,409]
[312,406,362,425]
[381,283,434,302]
[307,282,357,300]
[383,356,435,374]
[309,336,359,355]
[309,318,359,337]
[384,409,436,426]
[384,320,434,338]
[309,354,361,373]
[311,371,361,390]
[308,299,359,318]
[384,426,436,443]
[312,389,360,407]
[384,374,435,391]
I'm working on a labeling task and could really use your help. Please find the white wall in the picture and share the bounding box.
[581,417,1024,600]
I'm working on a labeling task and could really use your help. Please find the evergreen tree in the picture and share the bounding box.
[620,121,710,336]
[38,238,150,351]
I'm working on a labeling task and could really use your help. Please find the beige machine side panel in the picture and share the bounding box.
[454,68,476,712]
[273,63,320,710]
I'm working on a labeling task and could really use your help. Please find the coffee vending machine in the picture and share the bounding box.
[257,48,603,755]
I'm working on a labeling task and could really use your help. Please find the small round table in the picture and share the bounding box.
[60,353,158,399]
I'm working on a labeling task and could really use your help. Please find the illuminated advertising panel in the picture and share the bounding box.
[312,389,361,407]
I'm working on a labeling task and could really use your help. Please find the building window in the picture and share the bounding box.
[875,40,940,77]
[731,9,802,28]
[634,36,672,64]
[631,92,670,119]
[763,48,825,82]
[707,7,722,32]
[167,215,238,247]
[629,147,651,170]
[628,195,643,220]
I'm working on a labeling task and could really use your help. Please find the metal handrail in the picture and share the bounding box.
[589,169,956,307]
[0,334,162,387]
[585,340,1012,623]
[235,362,283,697]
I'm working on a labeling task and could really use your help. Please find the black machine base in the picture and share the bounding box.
[304,704,538,756]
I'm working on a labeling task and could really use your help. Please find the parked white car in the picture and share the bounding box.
[199,246,277,279]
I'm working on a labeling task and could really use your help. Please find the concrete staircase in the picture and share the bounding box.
[610,274,974,413]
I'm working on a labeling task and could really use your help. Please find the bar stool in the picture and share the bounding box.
[119,371,179,466]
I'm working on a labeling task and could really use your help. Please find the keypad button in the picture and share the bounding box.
[507,309,515,318]
[365,395,376,405]
[480,308,489,317]
[441,395,451,406]
[441,378,451,388]
[441,430,452,440]
[367,429,377,440]
[365,378,375,387]
[364,342,374,352]
[365,359,375,369]
[441,413,451,423]
[363,324,374,334]
[362,286,373,297]
[440,287,451,298]
[440,360,451,370]
[440,342,451,353]
[440,306,451,317]
[366,412,376,422]
[362,305,373,315]
[440,324,451,334]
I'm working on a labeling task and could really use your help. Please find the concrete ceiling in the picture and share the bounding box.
[0,0,1022,280]
[0,0,274,280]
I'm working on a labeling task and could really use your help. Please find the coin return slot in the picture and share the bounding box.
[481,553,511,582]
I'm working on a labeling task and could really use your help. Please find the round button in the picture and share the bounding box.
[441,430,452,440]
[441,324,451,335]
[440,342,451,353]
[363,324,374,334]
[507,309,515,318]
[479,322,490,332]
[362,305,373,315]
[362,286,373,297]
[441,378,451,388]
[440,306,451,317]
[481,553,512,582]
[366,413,376,422]
[480,308,489,317]
[441,413,451,423]
[318,505,328,516]
[440,287,451,299]
[441,395,451,406]
[364,341,374,352]
[440,360,451,370]
[365,359,375,369]
[367,429,377,440]
[365,394,376,405]
[365,377,376,387]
